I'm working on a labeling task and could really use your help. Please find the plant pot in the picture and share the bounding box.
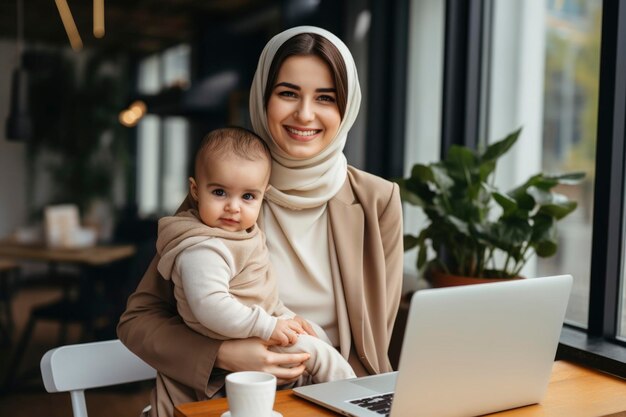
[428,269,523,288]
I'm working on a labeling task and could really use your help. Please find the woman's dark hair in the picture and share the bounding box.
[263,33,348,118]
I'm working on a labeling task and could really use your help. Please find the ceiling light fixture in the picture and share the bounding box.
[93,0,105,38]
[119,101,147,127]
[5,0,32,141]
[55,0,83,51]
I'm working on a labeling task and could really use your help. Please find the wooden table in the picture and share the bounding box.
[0,240,138,389]
[175,361,626,417]
[0,240,136,266]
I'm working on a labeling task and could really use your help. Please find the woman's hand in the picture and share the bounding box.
[215,338,310,385]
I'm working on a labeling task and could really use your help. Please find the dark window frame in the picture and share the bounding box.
[364,0,410,179]
[440,0,626,378]
[557,0,626,376]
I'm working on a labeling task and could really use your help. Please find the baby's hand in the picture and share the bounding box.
[293,315,318,337]
[270,318,305,346]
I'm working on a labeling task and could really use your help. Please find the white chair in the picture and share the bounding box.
[40,339,156,417]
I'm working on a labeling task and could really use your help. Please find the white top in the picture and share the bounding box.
[174,239,280,340]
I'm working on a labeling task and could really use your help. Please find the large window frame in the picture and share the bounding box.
[135,44,192,218]
[560,0,626,374]
[437,0,626,377]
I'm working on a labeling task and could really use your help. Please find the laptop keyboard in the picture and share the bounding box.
[349,392,394,416]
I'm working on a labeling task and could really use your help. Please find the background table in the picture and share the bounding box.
[0,240,137,390]
[0,239,136,340]
[0,240,136,266]
[175,361,626,417]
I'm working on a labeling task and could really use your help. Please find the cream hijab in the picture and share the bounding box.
[249,26,361,346]
[249,26,362,209]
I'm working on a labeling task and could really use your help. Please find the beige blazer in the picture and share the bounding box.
[117,166,403,416]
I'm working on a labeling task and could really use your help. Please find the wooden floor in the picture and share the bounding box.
[0,286,152,417]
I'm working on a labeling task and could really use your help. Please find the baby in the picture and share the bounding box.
[156,126,355,385]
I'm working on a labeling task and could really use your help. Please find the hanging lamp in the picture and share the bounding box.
[5,0,32,141]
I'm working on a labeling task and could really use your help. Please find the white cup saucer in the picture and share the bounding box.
[220,411,282,417]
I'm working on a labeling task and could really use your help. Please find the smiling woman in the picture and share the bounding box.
[118,26,403,417]
[266,55,342,160]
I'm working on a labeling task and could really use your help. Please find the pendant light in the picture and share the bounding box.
[5,0,32,141]
[93,0,105,38]
[55,0,83,51]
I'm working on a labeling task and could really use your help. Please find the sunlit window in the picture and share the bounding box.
[486,0,601,329]
[162,44,191,89]
[138,54,161,95]
[135,44,192,217]
[162,117,190,214]
[137,116,161,217]
[138,43,190,94]
[403,0,445,286]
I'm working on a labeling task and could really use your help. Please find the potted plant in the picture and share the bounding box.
[396,128,585,287]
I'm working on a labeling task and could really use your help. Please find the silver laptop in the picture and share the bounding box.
[293,274,573,417]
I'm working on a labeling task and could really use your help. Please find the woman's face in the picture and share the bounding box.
[266,55,342,160]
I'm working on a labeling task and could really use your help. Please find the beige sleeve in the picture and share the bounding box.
[380,182,404,339]
[117,256,221,395]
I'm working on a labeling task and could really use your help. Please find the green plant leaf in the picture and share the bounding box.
[444,148,476,187]
[493,192,517,215]
[479,160,496,181]
[520,171,584,191]
[509,174,545,193]
[395,126,582,279]
[417,242,428,269]
[539,200,578,220]
[481,127,522,162]
[447,215,470,236]
[489,218,532,253]
[430,165,455,190]
[544,172,586,184]
[411,164,434,183]
[526,186,553,205]
[527,175,559,191]
[398,183,424,206]
[446,146,477,170]
[530,214,558,257]
[535,240,557,257]
[406,178,436,203]
[507,188,536,212]
[404,234,419,250]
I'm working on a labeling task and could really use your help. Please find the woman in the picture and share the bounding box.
[118,26,403,417]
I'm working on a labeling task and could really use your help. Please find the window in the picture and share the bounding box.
[402,0,446,288]
[162,117,190,214]
[138,44,191,95]
[136,115,189,217]
[538,0,601,329]
[486,0,601,330]
[162,44,191,89]
[472,0,626,374]
[621,201,626,338]
[431,0,626,374]
[135,44,191,217]
[137,115,161,217]
[138,54,161,95]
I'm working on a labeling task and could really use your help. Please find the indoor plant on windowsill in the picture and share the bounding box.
[396,128,585,287]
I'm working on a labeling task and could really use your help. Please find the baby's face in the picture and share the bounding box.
[190,154,270,232]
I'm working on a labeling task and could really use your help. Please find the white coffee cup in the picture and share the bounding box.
[225,371,277,417]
